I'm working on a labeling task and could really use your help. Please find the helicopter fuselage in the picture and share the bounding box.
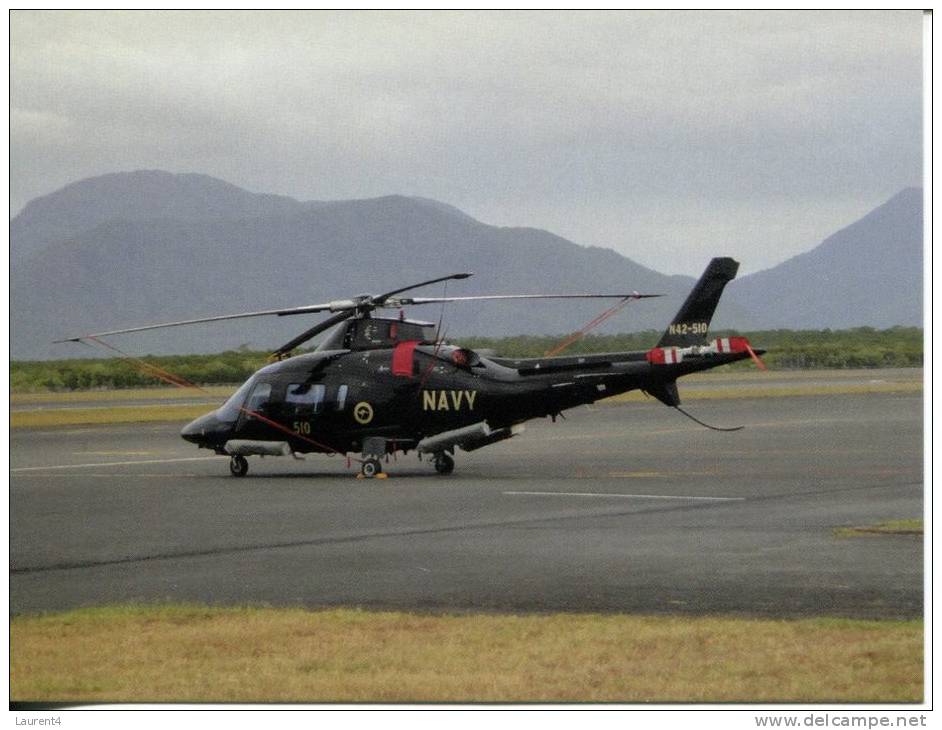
[61,257,758,477]
[180,339,754,461]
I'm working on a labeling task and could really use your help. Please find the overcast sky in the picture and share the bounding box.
[11,10,924,275]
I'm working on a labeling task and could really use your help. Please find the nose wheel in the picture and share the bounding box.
[229,454,249,477]
[433,453,455,475]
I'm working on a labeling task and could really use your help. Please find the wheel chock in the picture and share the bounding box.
[375,473,389,479]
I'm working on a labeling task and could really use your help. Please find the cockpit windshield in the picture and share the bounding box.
[216,376,256,423]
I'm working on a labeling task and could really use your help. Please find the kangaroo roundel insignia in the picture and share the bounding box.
[353,402,374,425]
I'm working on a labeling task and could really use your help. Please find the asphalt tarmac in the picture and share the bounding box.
[11,390,924,618]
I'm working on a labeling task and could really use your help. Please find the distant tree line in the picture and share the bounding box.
[10,327,923,392]
[11,351,270,392]
[461,327,924,370]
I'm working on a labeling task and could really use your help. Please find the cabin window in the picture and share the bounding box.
[336,384,348,411]
[286,383,326,416]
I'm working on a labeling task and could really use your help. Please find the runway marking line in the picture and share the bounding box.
[11,456,220,472]
[606,470,667,478]
[14,473,204,479]
[73,450,157,456]
[503,490,744,502]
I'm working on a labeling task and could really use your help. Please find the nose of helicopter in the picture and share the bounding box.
[181,412,230,447]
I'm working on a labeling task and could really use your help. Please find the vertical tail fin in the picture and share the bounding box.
[657,257,739,348]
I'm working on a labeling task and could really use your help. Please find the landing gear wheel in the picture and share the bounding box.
[361,458,383,478]
[434,453,455,475]
[229,454,248,477]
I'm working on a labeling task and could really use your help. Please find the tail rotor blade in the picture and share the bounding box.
[745,343,768,371]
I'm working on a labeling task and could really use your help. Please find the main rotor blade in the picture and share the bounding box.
[389,293,664,306]
[53,303,338,342]
[270,310,355,359]
[372,272,473,305]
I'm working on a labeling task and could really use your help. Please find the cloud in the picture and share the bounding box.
[11,10,923,274]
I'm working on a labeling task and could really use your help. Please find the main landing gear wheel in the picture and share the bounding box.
[433,453,455,475]
[361,458,383,478]
[229,454,249,477]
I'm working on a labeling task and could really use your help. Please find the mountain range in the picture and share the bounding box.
[11,171,923,360]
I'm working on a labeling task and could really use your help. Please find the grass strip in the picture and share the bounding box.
[10,378,922,429]
[12,386,236,404]
[11,404,214,429]
[10,605,922,704]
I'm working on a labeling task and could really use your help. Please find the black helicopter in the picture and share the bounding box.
[60,257,764,478]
